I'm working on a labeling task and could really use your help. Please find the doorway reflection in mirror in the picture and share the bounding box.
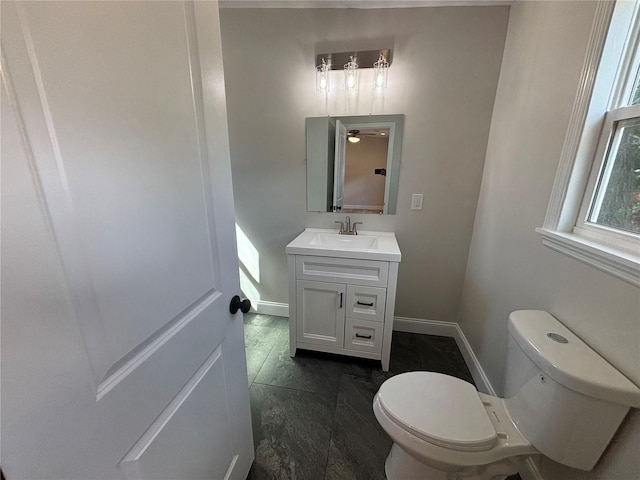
[342,128,390,214]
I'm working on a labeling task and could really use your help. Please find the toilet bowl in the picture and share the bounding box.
[374,311,640,480]
[373,372,535,480]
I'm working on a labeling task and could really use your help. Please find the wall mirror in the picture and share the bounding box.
[306,114,404,214]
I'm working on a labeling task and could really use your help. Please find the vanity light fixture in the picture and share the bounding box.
[344,56,359,91]
[316,58,331,93]
[314,49,392,94]
[373,53,389,89]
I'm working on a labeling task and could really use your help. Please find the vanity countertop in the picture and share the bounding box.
[286,228,401,262]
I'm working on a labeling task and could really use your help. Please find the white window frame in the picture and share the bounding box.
[537,0,640,287]
[576,106,640,247]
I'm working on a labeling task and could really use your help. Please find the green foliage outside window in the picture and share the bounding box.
[595,122,640,234]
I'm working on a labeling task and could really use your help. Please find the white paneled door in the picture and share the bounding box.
[1,1,253,479]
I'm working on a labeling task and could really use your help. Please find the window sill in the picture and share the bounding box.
[536,228,640,287]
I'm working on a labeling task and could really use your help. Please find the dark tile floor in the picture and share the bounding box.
[243,313,521,480]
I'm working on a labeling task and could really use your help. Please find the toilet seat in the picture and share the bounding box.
[376,372,497,452]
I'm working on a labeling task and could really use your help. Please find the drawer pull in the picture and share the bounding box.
[356,301,374,306]
[355,333,372,339]
[339,292,343,308]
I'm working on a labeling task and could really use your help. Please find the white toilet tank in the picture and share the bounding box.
[503,310,640,471]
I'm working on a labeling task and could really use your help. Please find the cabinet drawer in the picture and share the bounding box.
[296,255,389,287]
[346,285,386,322]
[344,318,383,354]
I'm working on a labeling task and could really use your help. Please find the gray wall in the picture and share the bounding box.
[220,6,508,319]
[458,2,640,479]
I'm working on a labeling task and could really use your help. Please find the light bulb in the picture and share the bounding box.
[344,56,358,91]
[373,53,389,89]
[316,58,330,93]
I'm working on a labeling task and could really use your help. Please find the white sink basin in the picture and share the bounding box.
[286,228,401,262]
[309,233,378,249]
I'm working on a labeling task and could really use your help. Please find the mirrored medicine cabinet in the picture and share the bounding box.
[306,114,404,214]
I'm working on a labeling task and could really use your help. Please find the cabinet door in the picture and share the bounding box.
[296,280,346,348]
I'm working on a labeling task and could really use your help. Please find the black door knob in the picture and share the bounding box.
[230,295,251,314]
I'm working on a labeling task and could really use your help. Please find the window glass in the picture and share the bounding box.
[588,117,640,234]
[630,64,640,105]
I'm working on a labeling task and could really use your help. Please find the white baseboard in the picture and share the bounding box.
[393,316,458,337]
[450,323,496,397]
[250,300,289,318]
[393,316,495,396]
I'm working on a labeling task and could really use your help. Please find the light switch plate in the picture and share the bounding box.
[411,194,423,210]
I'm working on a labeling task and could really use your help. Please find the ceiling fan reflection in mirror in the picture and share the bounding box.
[347,129,388,144]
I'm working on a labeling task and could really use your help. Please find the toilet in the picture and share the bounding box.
[373,310,640,480]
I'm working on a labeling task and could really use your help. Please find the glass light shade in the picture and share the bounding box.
[344,56,359,91]
[373,54,389,89]
[347,136,360,144]
[316,59,330,93]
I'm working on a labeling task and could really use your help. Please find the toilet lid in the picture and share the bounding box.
[377,372,497,451]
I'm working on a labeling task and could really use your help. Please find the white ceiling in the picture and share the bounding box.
[219,0,512,9]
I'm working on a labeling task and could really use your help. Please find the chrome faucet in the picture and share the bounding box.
[335,216,362,235]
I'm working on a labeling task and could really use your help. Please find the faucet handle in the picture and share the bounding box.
[334,221,345,234]
[352,222,363,235]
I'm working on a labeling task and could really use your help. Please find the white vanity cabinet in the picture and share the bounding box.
[286,230,401,371]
